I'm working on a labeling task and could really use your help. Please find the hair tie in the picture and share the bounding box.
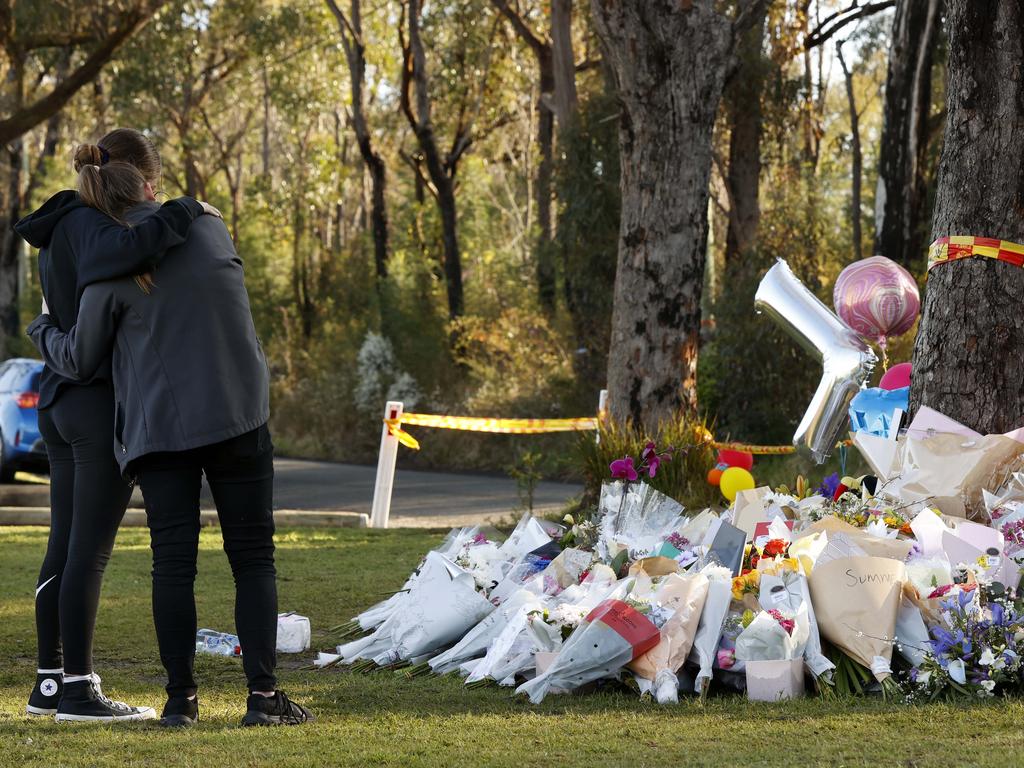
[98,146,110,165]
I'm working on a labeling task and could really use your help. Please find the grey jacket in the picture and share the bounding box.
[27,202,269,473]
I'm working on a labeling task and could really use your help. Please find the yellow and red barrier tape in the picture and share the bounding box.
[928,235,1024,271]
[383,413,842,455]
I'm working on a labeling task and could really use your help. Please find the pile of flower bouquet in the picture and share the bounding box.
[319,408,1024,705]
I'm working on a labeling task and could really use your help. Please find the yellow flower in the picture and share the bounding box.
[731,570,761,601]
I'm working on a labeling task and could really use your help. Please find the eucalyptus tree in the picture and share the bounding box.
[911,0,1024,434]
[592,0,768,429]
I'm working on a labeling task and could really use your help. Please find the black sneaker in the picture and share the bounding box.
[26,672,63,716]
[55,676,156,722]
[241,691,314,726]
[159,696,199,728]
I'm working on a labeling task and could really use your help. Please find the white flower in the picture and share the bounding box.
[979,648,996,666]
[948,659,967,684]
[916,670,931,686]
[865,518,897,539]
[981,679,996,694]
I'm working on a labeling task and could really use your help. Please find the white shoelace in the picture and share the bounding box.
[89,673,134,712]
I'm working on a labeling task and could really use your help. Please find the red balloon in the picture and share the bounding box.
[707,468,723,486]
[717,449,754,470]
[879,362,912,391]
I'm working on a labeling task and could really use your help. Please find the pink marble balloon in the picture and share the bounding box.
[833,255,920,344]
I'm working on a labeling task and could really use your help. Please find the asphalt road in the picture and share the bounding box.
[268,458,580,527]
[2,458,582,528]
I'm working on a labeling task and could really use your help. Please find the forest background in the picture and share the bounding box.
[0,0,940,484]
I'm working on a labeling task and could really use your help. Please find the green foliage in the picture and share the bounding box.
[576,412,720,513]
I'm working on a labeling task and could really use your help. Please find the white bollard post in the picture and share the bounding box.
[596,389,608,444]
[369,401,404,529]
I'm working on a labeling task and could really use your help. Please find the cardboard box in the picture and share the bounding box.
[745,658,805,702]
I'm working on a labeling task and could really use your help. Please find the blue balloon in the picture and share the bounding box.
[849,386,909,438]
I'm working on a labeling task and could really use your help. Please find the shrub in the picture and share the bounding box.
[575,412,720,514]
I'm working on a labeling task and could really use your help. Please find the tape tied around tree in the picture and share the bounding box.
[928,236,1024,272]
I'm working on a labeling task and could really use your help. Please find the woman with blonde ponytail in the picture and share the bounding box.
[14,129,218,722]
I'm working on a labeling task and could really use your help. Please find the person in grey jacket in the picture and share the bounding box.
[27,159,313,728]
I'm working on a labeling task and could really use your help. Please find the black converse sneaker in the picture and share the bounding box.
[26,671,63,716]
[159,696,199,728]
[240,691,314,726]
[55,674,157,723]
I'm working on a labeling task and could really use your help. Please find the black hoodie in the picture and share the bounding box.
[27,202,269,473]
[15,191,204,409]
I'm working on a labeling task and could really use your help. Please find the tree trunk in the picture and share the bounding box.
[837,41,863,262]
[490,0,558,316]
[910,0,1024,434]
[549,0,578,129]
[724,0,767,266]
[401,0,465,321]
[592,0,737,430]
[874,0,941,269]
[0,142,23,351]
[535,59,556,316]
[436,177,464,320]
[326,0,390,280]
[0,56,25,359]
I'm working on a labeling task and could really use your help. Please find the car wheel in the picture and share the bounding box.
[0,433,16,483]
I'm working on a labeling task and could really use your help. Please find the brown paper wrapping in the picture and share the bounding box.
[896,433,1024,521]
[796,516,913,561]
[628,573,709,682]
[808,556,905,681]
[628,556,681,577]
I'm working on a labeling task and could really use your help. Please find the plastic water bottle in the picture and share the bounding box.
[195,628,242,657]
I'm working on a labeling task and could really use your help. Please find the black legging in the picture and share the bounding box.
[133,424,278,698]
[35,382,134,675]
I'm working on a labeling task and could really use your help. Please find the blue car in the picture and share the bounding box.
[0,358,47,482]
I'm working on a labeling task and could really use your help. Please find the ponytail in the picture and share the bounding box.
[76,160,147,225]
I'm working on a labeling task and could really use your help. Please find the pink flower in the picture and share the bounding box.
[927,583,955,600]
[768,609,795,636]
[717,648,736,670]
[609,456,638,481]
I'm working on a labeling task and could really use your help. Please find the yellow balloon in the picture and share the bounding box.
[720,466,755,502]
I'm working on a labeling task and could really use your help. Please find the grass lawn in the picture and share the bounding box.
[2,525,1024,767]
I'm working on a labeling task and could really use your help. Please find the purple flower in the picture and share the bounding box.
[610,456,638,482]
[816,472,841,498]
[647,452,672,478]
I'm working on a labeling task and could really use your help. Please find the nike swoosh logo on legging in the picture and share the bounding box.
[35,574,57,597]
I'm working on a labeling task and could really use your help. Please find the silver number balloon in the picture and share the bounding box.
[754,260,877,463]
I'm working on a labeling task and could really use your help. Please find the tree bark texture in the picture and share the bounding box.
[874,0,942,269]
[837,40,863,262]
[325,0,390,280]
[910,0,1024,434]
[724,0,767,267]
[491,0,557,316]
[402,0,464,320]
[592,0,738,431]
